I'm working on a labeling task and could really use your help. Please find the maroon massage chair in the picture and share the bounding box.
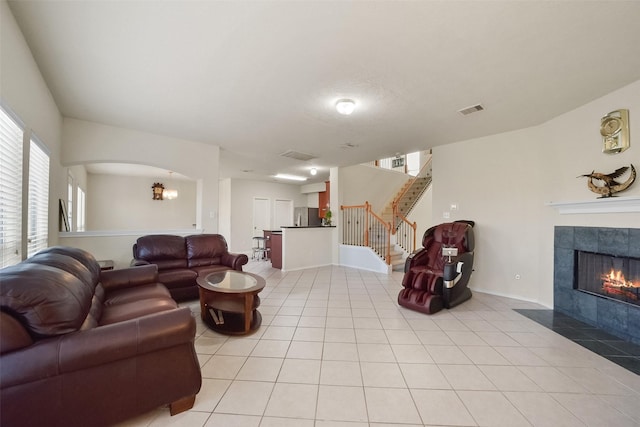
[398,220,475,314]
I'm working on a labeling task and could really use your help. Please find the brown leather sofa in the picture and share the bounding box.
[132,234,249,301]
[0,246,202,427]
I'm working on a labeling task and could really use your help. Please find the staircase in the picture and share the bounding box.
[340,153,432,272]
[380,175,431,227]
[369,232,404,270]
[389,245,405,270]
[382,160,432,270]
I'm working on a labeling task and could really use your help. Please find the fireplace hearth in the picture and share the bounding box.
[554,226,640,345]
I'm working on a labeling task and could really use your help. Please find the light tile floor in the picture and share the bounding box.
[117,261,640,427]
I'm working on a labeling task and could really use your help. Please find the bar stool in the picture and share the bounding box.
[252,236,269,260]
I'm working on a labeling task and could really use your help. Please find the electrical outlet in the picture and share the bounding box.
[443,211,450,219]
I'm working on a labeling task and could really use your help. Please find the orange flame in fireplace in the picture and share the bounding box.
[601,269,639,300]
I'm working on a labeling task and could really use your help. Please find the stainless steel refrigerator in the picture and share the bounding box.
[294,207,321,226]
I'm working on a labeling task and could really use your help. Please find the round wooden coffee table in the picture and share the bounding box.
[196,270,265,335]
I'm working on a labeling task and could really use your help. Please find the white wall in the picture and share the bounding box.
[1,0,65,248]
[62,118,220,232]
[340,164,409,211]
[218,178,232,241]
[229,179,307,253]
[87,174,197,230]
[432,79,640,308]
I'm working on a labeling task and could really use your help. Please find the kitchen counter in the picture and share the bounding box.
[281,226,335,229]
[265,226,335,271]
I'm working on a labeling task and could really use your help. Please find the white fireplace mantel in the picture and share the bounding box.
[545,196,640,214]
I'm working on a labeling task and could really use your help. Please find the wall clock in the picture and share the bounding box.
[601,109,630,154]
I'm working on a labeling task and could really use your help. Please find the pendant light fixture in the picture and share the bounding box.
[163,171,178,200]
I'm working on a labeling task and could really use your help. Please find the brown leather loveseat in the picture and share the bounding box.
[132,234,249,301]
[0,246,202,427]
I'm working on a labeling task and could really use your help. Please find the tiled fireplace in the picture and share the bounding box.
[554,226,640,345]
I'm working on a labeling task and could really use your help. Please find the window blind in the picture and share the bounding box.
[27,137,49,257]
[0,107,24,267]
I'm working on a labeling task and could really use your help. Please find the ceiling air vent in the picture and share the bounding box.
[458,104,485,116]
[280,150,316,162]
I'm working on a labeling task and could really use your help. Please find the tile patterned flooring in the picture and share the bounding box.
[515,309,640,376]
[117,261,640,427]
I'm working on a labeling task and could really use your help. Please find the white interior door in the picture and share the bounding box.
[252,197,271,236]
[274,199,293,227]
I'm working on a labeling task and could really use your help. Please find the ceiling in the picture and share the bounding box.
[8,1,640,184]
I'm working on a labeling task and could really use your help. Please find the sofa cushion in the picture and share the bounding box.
[99,298,177,326]
[186,234,228,268]
[25,252,97,293]
[134,235,188,269]
[37,246,101,281]
[0,263,93,338]
[104,283,173,307]
[190,264,233,277]
[157,269,198,288]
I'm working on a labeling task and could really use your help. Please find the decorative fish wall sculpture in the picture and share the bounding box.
[578,164,636,198]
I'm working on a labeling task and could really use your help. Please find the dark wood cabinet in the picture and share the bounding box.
[319,181,330,218]
[269,232,282,269]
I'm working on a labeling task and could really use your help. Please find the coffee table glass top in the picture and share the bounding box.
[198,270,265,293]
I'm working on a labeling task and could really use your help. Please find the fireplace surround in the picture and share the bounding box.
[554,226,640,345]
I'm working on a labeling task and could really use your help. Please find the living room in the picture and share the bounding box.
[3,0,639,308]
[2,1,640,426]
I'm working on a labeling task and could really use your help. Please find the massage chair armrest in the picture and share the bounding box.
[404,247,429,273]
[100,264,159,291]
[443,252,474,288]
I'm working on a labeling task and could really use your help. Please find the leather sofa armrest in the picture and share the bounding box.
[100,264,159,292]
[0,308,195,387]
[0,312,33,355]
[131,258,151,267]
[60,307,195,372]
[221,252,249,271]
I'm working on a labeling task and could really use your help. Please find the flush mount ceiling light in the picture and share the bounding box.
[335,99,356,115]
[310,167,317,176]
[274,173,307,181]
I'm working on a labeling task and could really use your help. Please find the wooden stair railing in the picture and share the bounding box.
[341,202,392,264]
[394,212,417,255]
[390,157,432,254]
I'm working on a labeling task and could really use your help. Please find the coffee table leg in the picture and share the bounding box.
[244,293,251,332]
[199,290,206,322]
